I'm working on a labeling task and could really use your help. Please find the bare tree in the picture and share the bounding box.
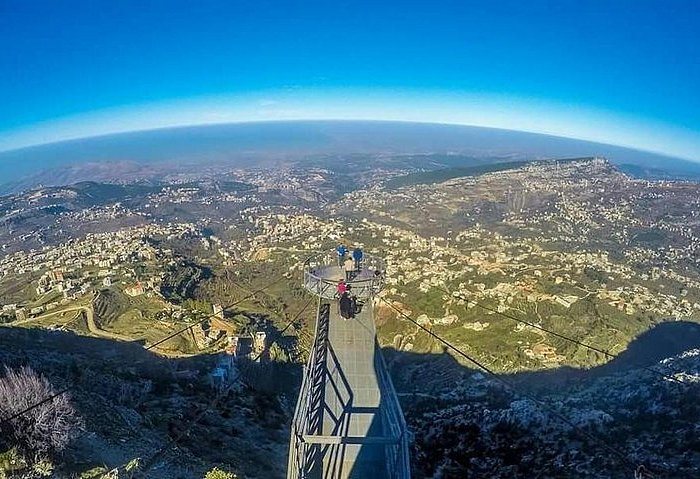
[0,366,82,458]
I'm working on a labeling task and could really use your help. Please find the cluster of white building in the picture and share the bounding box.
[0,222,199,320]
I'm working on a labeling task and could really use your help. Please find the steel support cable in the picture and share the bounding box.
[380,297,656,478]
[0,275,288,428]
[432,284,688,386]
[135,295,316,478]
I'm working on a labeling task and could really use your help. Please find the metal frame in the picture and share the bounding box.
[302,250,386,300]
[289,250,411,479]
[288,299,331,479]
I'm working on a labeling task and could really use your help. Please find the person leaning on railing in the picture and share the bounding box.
[336,279,347,297]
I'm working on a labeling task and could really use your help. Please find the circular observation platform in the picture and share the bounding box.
[302,250,386,300]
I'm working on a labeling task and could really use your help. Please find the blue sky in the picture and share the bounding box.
[1,0,699,159]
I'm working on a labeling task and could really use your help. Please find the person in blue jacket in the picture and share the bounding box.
[336,244,347,267]
[352,247,363,272]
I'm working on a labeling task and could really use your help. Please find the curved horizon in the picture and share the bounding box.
[0,90,698,162]
[3,4,699,162]
[0,117,692,163]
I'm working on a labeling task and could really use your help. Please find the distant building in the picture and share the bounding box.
[48,270,64,282]
[226,335,240,356]
[193,318,235,349]
[528,343,560,362]
[209,354,240,392]
[14,308,27,321]
[207,327,225,343]
[124,282,145,296]
[227,335,253,357]
[139,246,156,260]
[213,304,224,319]
[102,277,112,287]
[252,331,267,358]
[192,322,208,349]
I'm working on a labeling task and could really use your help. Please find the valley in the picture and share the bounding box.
[1,157,699,478]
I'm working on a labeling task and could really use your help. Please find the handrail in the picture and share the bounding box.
[374,342,411,479]
[302,249,386,299]
[291,296,323,433]
[288,297,326,479]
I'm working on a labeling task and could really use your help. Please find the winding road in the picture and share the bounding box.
[8,295,131,342]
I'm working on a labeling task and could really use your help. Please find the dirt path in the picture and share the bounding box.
[6,294,198,356]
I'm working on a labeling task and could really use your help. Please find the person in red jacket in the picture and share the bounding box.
[336,280,348,297]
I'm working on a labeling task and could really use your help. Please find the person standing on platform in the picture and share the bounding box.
[348,285,358,318]
[344,256,355,281]
[339,291,352,320]
[336,243,347,267]
[352,247,363,272]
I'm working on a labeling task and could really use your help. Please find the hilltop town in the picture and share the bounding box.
[3,156,700,376]
[1,157,699,477]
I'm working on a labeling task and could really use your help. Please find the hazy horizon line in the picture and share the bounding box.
[2,89,698,162]
[0,118,693,164]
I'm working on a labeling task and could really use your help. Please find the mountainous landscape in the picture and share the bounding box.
[3,121,700,195]
[3,0,700,477]
[1,143,699,477]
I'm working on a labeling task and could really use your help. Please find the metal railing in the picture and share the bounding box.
[375,344,411,479]
[302,249,386,299]
[288,306,411,479]
[289,251,410,479]
[288,300,330,479]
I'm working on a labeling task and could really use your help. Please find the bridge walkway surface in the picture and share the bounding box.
[288,251,410,479]
[320,301,386,477]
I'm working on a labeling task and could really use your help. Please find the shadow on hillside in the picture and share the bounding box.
[0,326,213,377]
[1,320,700,478]
[0,317,306,398]
[380,320,700,478]
[513,319,700,388]
[383,320,700,393]
[0,323,302,479]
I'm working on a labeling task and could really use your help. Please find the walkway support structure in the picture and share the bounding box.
[288,250,410,479]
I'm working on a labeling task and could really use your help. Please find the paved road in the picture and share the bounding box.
[8,296,131,342]
[10,304,89,327]
[82,303,132,341]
